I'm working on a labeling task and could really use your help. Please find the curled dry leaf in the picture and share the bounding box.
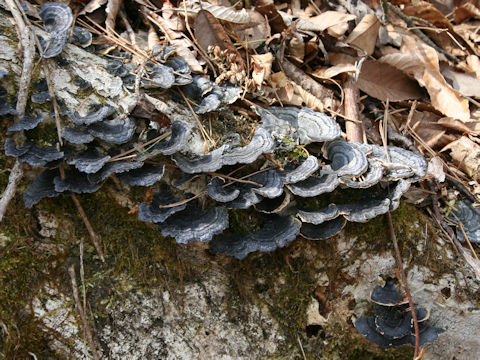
[311,63,358,79]
[231,10,269,50]
[441,64,480,98]
[79,0,108,15]
[251,52,273,88]
[194,10,244,69]
[179,0,250,24]
[447,136,480,181]
[454,2,480,24]
[356,60,423,102]
[380,36,470,121]
[308,11,356,38]
[105,0,122,32]
[345,14,380,56]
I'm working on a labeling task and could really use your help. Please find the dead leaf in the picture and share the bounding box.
[179,0,250,24]
[293,83,326,111]
[404,111,454,149]
[356,60,423,102]
[380,36,470,121]
[311,63,358,79]
[142,6,204,72]
[194,10,245,69]
[448,136,480,181]
[427,156,446,182]
[441,64,480,98]
[231,10,269,49]
[251,53,273,88]
[308,11,356,37]
[288,35,305,60]
[105,0,122,32]
[437,117,480,135]
[454,3,480,24]
[79,0,108,15]
[466,55,480,79]
[255,4,287,33]
[345,14,380,56]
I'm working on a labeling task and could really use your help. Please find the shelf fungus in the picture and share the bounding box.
[254,191,290,214]
[222,128,275,166]
[117,164,165,187]
[207,177,241,203]
[146,121,192,157]
[260,107,340,144]
[282,155,319,184]
[13,142,64,167]
[371,145,427,181]
[324,139,368,177]
[160,206,229,244]
[88,116,136,144]
[39,2,73,58]
[87,160,143,184]
[299,217,346,240]
[209,215,301,259]
[54,170,104,194]
[6,113,45,134]
[286,166,339,197]
[67,150,111,174]
[24,169,61,208]
[355,278,443,347]
[70,106,115,126]
[450,200,480,242]
[71,26,92,48]
[138,189,186,224]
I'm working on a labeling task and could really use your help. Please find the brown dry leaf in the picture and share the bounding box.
[406,111,455,149]
[79,0,108,15]
[307,11,356,37]
[255,4,287,33]
[231,10,269,50]
[288,35,305,60]
[454,3,480,24]
[466,55,480,79]
[441,65,480,98]
[311,63,358,79]
[448,136,480,181]
[179,0,250,24]
[438,117,480,135]
[264,72,303,106]
[345,14,380,56]
[292,83,325,111]
[356,60,423,101]
[194,10,244,68]
[403,1,465,56]
[142,6,204,72]
[380,36,470,121]
[251,52,273,88]
[105,0,122,32]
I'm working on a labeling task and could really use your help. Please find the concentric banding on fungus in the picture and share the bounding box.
[254,191,290,214]
[72,26,92,47]
[138,189,186,224]
[62,126,94,144]
[144,64,175,89]
[450,199,480,242]
[371,278,407,306]
[340,157,384,188]
[67,150,111,174]
[87,160,143,184]
[297,204,341,225]
[250,170,284,199]
[173,145,226,174]
[7,113,45,134]
[222,128,275,166]
[87,116,136,144]
[70,105,115,126]
[117,164,165,187]
[18,143,64,166]
[160,206,229,244]
[370,145,427,181]
[39,2,73,58]
[324,139,368,177]
[287,165,339,197]
[282,155,319,184]
[207,177,241,203]
[24,169,61,208]
[209,215,301,259]
[54,171,103,194]
[341,198,391,223]
[4,138,32,157]
[299,216,346,240]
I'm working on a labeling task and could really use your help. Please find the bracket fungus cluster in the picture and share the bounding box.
[2,17,429,260]
[450,200,480,242]
[355,278,443,347]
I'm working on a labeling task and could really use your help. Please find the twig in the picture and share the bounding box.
[382,1,458,63]
[386,211,420,358]
[71,194,105,262]
[0,0,36,222]
[68,265,100,360]
[43,60,63,147]
[108,131,172,162]
[343,73,364,143]
[0,161,23,222]
[119,8,136,47]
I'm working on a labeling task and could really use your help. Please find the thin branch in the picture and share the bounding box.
[0,161,23,222]
[343,73,364,143]
[386,211,420,358]
[71,194,105,262]
[68,265,100,360]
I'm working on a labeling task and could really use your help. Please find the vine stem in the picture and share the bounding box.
[386,211,420,358]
